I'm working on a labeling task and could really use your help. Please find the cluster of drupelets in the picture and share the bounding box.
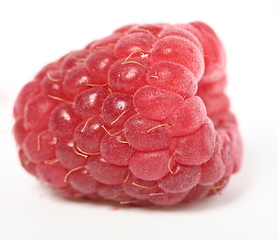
[13,22,242,206]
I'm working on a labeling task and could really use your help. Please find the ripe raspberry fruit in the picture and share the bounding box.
[13,22,243,206]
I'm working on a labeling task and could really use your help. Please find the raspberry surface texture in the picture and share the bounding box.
[13,22,243,206]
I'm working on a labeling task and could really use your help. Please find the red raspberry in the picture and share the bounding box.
[13,22,243,206]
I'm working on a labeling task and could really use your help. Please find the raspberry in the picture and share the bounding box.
[13,22,243,206]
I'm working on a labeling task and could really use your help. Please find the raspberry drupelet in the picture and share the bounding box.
[13,22,243,206]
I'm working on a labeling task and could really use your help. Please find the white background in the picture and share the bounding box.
[1,0,278,239]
